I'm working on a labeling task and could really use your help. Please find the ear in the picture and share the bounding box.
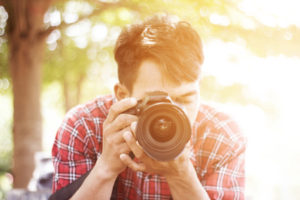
[114,83,130,101]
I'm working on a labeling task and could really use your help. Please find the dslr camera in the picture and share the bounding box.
[124,91,191,161]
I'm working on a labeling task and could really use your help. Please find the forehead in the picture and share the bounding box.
[131,59,199,99]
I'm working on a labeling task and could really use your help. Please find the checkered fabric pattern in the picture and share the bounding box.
[52,95,246,200]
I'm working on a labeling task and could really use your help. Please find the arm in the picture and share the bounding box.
[164,158,210,200]
[70,157,117,200]
[52,98,138,200]
[70,98,138,199]
[121,130,210,200]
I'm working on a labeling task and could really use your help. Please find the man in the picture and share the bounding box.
[52,15,246,199]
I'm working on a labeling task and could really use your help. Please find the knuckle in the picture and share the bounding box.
[109,106,117,115]
[118,114,127,123]
[116,114,129,126]
[122,126,131,133]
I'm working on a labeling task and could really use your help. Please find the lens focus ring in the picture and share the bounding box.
[136,102,191,161]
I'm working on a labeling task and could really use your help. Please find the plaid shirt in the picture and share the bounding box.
[52,95,246,200]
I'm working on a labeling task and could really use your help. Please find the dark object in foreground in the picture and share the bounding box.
[124,91,191,161]
[49,171,90,200]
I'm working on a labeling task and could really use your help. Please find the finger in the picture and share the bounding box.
[118,143,131,155]
[108,114,138,133]
[120,153,146,172]
[123,131,144,160]
[106,127,131,144]
[105,98,137,124]
[104,127,130,146]
[131,121,137,137]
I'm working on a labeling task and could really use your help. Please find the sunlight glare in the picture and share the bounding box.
[46,30,61,44]
[65,1,93,16]
[74,36,88,49]
[49,10,61,27]
[66,20,91,37]
[91,24,108,42]
[209,13,230,26]
[63,12,78,24]
[204,37,300,199]
[239,0,300,28]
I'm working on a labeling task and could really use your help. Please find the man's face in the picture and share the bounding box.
[130,59,201,125]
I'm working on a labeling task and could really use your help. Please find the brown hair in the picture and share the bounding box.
[114,15,204,92]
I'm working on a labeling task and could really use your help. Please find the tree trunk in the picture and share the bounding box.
[10,35,44,189]
[5,0,52,188]
[63,74,85,112]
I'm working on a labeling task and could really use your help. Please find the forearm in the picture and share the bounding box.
[165,161,210,200]
[70,158,118,200]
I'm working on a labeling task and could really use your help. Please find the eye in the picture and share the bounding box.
[174,98,193,104]
[172,91,198,105]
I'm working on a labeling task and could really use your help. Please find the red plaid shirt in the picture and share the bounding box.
[52,95,246,199]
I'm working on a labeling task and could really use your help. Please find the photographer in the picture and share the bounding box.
[51,15,246,200]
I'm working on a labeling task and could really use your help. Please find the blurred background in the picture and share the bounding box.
[0,0,299,199]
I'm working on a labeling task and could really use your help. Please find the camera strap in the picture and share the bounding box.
[49,170,91,200]
[49,170,120,200]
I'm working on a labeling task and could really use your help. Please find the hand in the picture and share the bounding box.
[120,122,192,178]
[96,98,138,178]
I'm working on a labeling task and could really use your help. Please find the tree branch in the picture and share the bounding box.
[39,0,141,39]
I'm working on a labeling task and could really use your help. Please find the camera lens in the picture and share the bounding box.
[136,102,191,161]
[149,116,176,142]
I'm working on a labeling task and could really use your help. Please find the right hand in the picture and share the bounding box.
[96,97,138,178]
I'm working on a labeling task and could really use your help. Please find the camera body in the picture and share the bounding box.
[124,91,191,161]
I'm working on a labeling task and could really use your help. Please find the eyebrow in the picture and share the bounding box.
[172,90,198,99]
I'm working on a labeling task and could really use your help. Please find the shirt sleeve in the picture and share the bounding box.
[51,110,100,193]
[193,111,246,200]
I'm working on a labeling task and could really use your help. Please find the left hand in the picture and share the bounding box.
[120,122,192,178]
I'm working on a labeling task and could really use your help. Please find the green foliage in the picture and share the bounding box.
[42,1,148,108]
[0,5,8,80]
[0,40,8,80]
[43,39,89,84]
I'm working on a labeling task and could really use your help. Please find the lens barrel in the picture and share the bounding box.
[136,102,191,161]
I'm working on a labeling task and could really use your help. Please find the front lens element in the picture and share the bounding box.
[149,116,176,142]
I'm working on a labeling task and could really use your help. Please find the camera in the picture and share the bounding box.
[124,91,191,161]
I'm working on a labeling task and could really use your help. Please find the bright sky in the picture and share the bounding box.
[203,2,300,199]
[239,0,300,27]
